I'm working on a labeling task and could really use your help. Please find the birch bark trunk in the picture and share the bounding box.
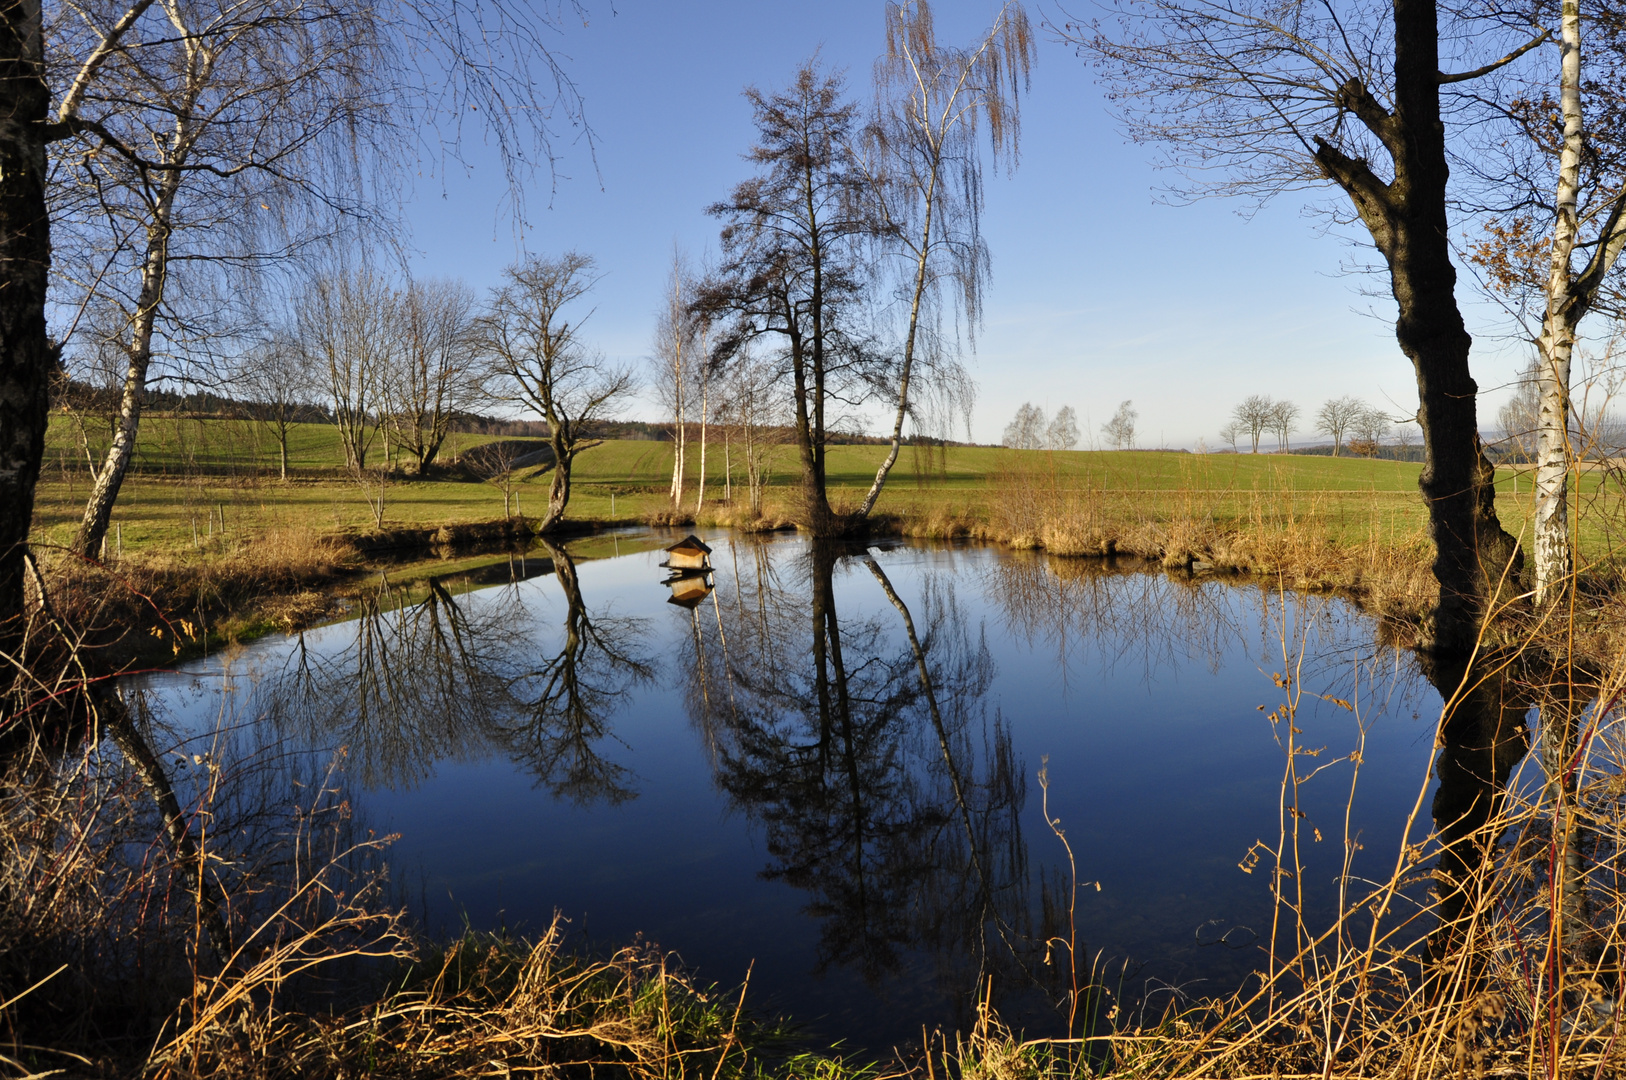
[73,173,181,557]
[695,377,708,513]
[860,188,934,518]
[1535,0,1584,603]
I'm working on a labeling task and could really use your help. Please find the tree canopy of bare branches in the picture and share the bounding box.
[697,61,881,537]
[383,278,482,475]
[1316,395,1368,456]
[1002,402,1045,449]
[1101,399,1137,449]
[478,252,635,534]
[1069,0,1527,649]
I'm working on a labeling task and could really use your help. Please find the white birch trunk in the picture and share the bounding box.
[695,378,708,513]
[1535,0,1585,603]
[74,175,180,556]
[860,178,936,519]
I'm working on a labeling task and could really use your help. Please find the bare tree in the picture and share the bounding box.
[696,61,880,537]
[1497,360,1541,463]
[1001,402,1044,448]
[1046,404,1079,450]
[298,265,399,471]
[464,438,526,519]
[1101,399,1137,449]
[1315,395,1367,456]
[1459,0,1626,601]
[1353,406,1392,453]
[1072,0,1528,649]
[693,318,712,513]
[651,250,698,508]
[1231,395,1274,454]
[855,0,1034,517]
[1395,418,1418,455]
[48,0,601,560]
[236,330,315,480]
[383,278,480,475]
[1269,399,1301,451]
[478,252,634,534]
[1218,418,1243,452]
[0,0,592,651]
[718,347,787,515]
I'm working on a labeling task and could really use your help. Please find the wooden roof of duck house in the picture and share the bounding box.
[662,534,713,571]
[666,574,712,608]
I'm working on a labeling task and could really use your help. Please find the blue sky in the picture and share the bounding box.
[398,0,1535,448]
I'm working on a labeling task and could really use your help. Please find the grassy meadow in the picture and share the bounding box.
[34,413,1626,569]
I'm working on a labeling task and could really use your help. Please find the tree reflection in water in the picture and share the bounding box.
[258,541,650,805]
[1419,652,1626,1006]
[502,538,653,805]
[679,537,1053,1032]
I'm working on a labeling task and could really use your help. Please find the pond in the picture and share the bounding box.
[136,530,1453,1049]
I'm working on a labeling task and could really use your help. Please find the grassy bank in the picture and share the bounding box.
[38,416,1620,554]
[34,416,1626,649]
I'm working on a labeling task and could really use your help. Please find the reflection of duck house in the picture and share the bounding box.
[665,573,713,609]
[661,535,712,572]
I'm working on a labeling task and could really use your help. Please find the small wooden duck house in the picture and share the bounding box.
[662,534,712,572]
[666,574,713,609]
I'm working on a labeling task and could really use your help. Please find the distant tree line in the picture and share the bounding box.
[1210,394,1412,457]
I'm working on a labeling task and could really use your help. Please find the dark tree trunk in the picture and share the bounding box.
[785,314,834,536]
[1314,0,1522,654]
[1420,652,1532,967]
[0,0,52,668]
[539,421,572,533]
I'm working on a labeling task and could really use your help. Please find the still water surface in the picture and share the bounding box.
[139,531,1446,1046]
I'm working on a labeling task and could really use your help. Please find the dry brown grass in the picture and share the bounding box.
[882,459,1441,628]
[0,656,776,1080]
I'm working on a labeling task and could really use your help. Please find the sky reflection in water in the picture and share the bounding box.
[140,531,1444,1048]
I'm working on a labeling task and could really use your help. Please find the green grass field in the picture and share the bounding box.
[31,414,1626,561]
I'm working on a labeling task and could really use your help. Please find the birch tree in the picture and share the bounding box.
[0,0,591,665]
[652,251,697,507]
[854,0,1034,517]
[52,0,397,557]
[1073,0,1530,650]
[478,252,635,533]
[1045,405,1079,450]
[718,347,786,515]
[1463,1,1626,601]
[46,0,595,560]
[1001,401,1044,448]
[1101,399,1136,449]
